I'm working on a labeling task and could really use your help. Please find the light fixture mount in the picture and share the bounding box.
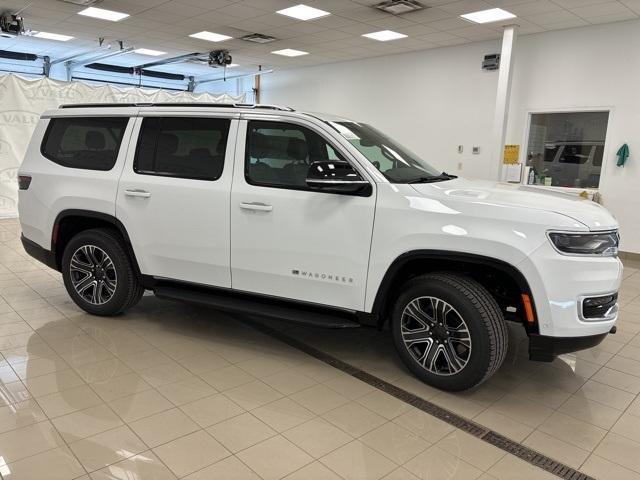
[241,33,277,44]
[57,0,103,6]
[374,0,424,15]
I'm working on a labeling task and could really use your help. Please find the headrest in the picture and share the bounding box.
[189,148,210,159]
[250,132,269,158]
[287,138,308,162]
[85,131,105,150]
[158,133,179,154]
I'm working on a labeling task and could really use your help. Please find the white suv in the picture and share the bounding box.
[17,103,622,391]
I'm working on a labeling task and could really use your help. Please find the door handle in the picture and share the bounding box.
[124,189,151,198]
[239,202,273,212]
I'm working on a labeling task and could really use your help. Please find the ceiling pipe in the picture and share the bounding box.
[193,68,274,90]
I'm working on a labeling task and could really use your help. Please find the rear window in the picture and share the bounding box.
[42,117,129,171]
[134,117,230,181]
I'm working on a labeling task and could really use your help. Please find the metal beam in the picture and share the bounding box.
[490,24,518,181]
[49,47,110,66]
[193,68,274,89]
[65,46,134,81]
[133,52,205,70]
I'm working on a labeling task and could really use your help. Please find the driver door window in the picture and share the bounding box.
[245,121,346,189]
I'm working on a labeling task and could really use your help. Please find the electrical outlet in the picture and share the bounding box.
[472,146,480,154]
[458,145,463,154]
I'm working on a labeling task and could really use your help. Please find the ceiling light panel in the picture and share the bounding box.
[460,8,516,24]
[362,30,407,41]
[190,31,232,42]
[277,4,330,21]
[77,7,129,21]
[271,48,309,57]
[33,31,74,41]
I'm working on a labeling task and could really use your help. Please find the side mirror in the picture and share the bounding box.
[306,160,371,196]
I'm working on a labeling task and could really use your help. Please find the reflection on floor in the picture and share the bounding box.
[0,217,639,480]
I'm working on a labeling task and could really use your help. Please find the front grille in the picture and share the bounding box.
[582,293,618,319]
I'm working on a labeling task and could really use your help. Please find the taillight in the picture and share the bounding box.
[18,175,32,190]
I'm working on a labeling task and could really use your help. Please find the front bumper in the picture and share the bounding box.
[529,330,612,362]
[21,234,57,270]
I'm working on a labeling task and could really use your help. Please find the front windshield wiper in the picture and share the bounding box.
[407,172,458,184]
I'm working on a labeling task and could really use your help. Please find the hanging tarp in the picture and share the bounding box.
[0,73,245,217]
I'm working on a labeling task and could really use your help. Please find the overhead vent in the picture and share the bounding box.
[374,0,424,15]
[57,0,103,6]
[241,33,277,44]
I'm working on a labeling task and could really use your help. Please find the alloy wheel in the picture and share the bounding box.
[400,296,471,376]
[69,245,117,305]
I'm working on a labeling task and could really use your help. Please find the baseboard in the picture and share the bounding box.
[620,251,640,261]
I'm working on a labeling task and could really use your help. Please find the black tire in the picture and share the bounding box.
[61,228,143,316]
[391,272,507,391]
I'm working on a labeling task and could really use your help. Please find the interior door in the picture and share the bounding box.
[116,114,238,287]
[230,117,376,311]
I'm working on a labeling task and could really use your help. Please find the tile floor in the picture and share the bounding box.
[0,217,639,479]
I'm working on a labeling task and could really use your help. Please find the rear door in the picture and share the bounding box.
[116,112,238,287]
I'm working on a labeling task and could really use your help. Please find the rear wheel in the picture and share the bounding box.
[391,272,507,391]
[62,228,143,316]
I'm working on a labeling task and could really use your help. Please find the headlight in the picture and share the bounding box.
[548,231,619,256]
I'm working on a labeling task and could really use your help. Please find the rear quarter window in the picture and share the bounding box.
[41,117,129,171]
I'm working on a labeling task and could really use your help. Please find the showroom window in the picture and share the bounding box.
[245,121,345,189]
[135,117,230,181]
[525,111,609,188]
[42,117,129,171]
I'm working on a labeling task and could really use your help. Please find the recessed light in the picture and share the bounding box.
[227,63,239,67]
[134,48,166,56]
[33,31,74,41]
[78,7,129,22]
[362,30,407,41]
[277,4,330,21]
[271,48,309,57]
[189,31,232,42]
[460,8,516,24]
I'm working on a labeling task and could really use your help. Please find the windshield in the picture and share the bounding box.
[329,121,445,183]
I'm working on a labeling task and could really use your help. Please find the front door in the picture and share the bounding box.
[117,114,238,287]
[230,117,376,311]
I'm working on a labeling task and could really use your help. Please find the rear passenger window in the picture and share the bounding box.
[42,117,129,171]
[135,117,230,181]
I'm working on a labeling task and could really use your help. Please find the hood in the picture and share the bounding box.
[410,178,617,231]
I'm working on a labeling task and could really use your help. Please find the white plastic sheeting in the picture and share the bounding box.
[0,73,245,217]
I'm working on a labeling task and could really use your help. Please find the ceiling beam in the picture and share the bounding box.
[132,52,205,70]
[64,46,134,81]
[193,68,274,89]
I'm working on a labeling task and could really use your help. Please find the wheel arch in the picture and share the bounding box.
[371,250,538,332]
[52,209,142,280]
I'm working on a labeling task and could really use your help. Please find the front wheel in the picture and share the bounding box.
[62,228,143,316]
[391,273,508,391]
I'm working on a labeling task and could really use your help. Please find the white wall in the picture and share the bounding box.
[262,20,640,253]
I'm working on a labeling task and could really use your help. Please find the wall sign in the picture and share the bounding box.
[503,144,520,164]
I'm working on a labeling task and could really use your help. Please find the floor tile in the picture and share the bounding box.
[473,408,534,442]
[436,430,506,471]
[52,404,123,443]
[522,430,589,469]
[89,451,176,480]
[155,376,217,406]
[89,372,152,402]
[69,425,148,472]
[182,455,260,480]
[558,395,623,429]
[128,408,199,447]
[4,446,86,480]
[594,432,640,473]
[284,461,342,480]
[283,417,353,458]
[324,374,376,400]
[290,384,350,415]
[238,435,314,480]
[355,390,412,420]
[108,389,173,423]
[538,411,607,451]
[252,397,315,432]
[180,393,244,427]
[206,412,276,453]
[577,379,635,410]
[487,454,558,480]
[404,445,483,480]
[153,430,230,478]
[393,407,455,443]
[361,422,430,465]
[0,420,64,463]
[323,401,387,437]
[198,365,255,391]
[224,380,283,410]
[23,368,85,398]
[491,394,554,428]
[0,399,47,434]
[261,368,317,395]
[581,454,640,480]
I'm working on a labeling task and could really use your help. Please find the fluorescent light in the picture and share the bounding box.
[277,4,330,21]
[190,31,232,42]
[362,30,407,41]
[78,7,129,22]
[227,63,239,67]
[33,31,74,41]
[271,48,309,57]
[460,8,516,24]
[134,48,166,56]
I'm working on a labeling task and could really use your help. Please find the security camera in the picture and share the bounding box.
[208,50,232,67]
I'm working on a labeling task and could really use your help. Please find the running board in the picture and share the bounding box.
[154,284,361,329]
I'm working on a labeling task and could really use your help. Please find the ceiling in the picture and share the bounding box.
[0,0,638,76]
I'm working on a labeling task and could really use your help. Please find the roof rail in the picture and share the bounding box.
[58,102,294,112]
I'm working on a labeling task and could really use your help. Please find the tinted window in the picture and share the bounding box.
[245,121,345,189]
[135,117,230,181]
[42,117,129,171]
